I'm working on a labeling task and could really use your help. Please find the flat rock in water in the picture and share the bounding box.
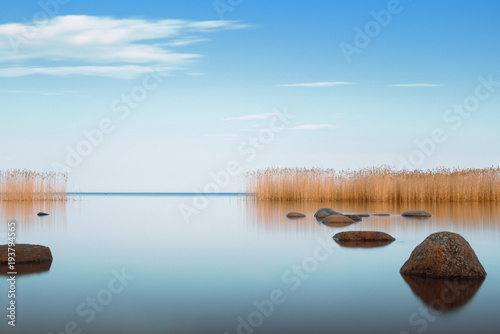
[286,212,306,218]
[356,214,371,217]
[37,212,49,216]
[400,232,486,278]
[321,214,355,227]
[314,208,342,220]
[344,214,363,222]
[372,213,390,217]
[402,210,432,218]
[0,244,53,264]
[333,231,395,248]
[333,231,395,241]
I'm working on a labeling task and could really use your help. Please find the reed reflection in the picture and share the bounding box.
[244,200,500,236]
[0,201,67,233]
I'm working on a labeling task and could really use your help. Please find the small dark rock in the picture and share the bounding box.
[372,213,390,217]
[402,210,432,218]
[37,212,49,216]
[314,208,342,220]
[344,214,363,222]
[286,212,306,218]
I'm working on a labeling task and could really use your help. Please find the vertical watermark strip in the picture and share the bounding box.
[6,221,17,327]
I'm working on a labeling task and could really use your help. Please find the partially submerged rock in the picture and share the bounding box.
[402,210,431,218]
[0,244,53,264]
[314,208,341,220]
[321,214,355,227]
[286,212,306,218]
[356,214,371,217]
[333,231,395,247]
[372,213,390,217]
[37,212,49,216]
[344,214,363,222]
[400,232,486,278]
[333,231,395,242]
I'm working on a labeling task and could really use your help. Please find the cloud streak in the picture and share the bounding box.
[0,15,248,78]
[277,82,354,87]
[223,113,280,121]
[385,83,442,87]
[287,124,338,130]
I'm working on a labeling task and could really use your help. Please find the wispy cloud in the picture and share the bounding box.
[385,83,442,87]
[287,124,338,130]
[332,113,347,119]
[277,82,354,88]
[223,113,280,121]
[0,15,248,78]
[0,89,82,96]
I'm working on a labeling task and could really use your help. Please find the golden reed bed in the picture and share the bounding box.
[245,166,500,202]
[0,169,68,201]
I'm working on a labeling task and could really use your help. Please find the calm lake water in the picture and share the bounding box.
[1,195,499,334]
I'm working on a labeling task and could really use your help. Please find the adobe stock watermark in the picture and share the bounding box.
[398,75,500,169]
[9,0,70,52]
[48,268,134,334]
[224,236,337,334]
[51,66,166,173]
[213,0,244,19]
[339,0,406,64]
[399,279,470,334]
[178,108,294,224]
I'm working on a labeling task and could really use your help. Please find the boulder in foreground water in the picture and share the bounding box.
[402,210,431,218]
[286,212,306,218]
[400,232,486,278]
[314,208,341,220]
[0,244,53,264]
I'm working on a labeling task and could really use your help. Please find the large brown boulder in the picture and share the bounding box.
[314,208,341,220]
[0,244,53,264]
[286,212,306,218]
[400,232,486,278]
[402,210,431,218]
[321,214,355,227]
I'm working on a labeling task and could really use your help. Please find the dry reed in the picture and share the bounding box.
[0,169,68,201]
[245,166,500,202]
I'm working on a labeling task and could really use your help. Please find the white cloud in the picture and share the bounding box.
[385,83,442,87]
[0,15,248,78]
[277,82,354,87]
[332,113,347,119]
[287,124,338,130]
[223,113,280,121]
[0,89,77,95]
[0,65,171,79]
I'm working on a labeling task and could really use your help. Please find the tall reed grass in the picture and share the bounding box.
[0,169,68,201]
[245,166,500,202]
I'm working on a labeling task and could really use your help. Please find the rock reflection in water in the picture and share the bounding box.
[0,262,52,276]
[402,275,485,313]
[334,240,394,248]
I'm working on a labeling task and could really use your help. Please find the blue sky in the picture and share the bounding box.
[0,0,499,191]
